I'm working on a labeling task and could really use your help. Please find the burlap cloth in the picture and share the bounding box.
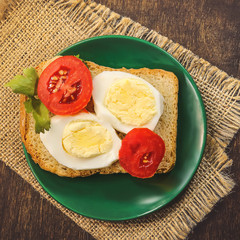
[0,0,239,239]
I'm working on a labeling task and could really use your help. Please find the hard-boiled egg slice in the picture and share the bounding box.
[40,112,121,170]
[92,71,164,134]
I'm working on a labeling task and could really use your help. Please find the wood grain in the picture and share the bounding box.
[0,0,239,239]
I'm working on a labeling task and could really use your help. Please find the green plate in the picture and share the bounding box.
[24,35,206,221]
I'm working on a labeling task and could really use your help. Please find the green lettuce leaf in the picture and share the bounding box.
[24,97,50,133]
[4,67,38,96]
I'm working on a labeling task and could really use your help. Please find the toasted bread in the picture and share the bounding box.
[20,59,178,177]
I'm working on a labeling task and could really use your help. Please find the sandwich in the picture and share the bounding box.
[6,55,179,178]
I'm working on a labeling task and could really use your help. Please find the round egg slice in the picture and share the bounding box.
[40,112,122,170]
[92,71,164,134]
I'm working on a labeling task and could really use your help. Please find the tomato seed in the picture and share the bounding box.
[59,70,64,75]
[51,76,58,80]
[50,80,58,83]
[52,88,58,93]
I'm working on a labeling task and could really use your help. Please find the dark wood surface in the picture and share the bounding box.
[0,0,239,239]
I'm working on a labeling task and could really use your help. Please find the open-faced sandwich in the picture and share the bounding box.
[5,55,178,178]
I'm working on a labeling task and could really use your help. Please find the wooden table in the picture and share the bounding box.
[0,0,239,239]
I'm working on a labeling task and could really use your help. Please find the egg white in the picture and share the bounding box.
[92,71,164,134]
[40,112,122,170]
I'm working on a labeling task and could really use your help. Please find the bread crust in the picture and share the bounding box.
[20,60,178,177]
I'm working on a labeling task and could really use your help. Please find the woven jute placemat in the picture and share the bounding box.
[1,0,240,239]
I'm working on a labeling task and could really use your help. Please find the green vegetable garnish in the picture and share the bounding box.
[4,67,50,133]
[24,97,50,133]
[74,54,81,60]
[4,67,38,96]
[74,54,89,68]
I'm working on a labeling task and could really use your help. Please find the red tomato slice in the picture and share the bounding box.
[119,128,165,178]
[37,56,92,115]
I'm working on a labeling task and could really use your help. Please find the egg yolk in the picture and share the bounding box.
[62,120,113,158]
[104,78,157,126]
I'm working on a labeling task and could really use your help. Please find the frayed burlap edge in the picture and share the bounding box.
[0,0,239,239]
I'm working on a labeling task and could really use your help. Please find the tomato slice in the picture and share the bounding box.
[37,56,92,115]
[119,128,165,178]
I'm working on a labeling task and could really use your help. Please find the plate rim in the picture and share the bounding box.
[24,35,207,221]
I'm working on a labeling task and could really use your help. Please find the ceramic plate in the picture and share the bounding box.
[24,35,206,220]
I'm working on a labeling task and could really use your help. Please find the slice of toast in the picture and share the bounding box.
[20,59,178,177]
